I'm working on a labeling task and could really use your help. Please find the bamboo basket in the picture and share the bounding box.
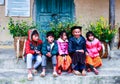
[14,37,27,58]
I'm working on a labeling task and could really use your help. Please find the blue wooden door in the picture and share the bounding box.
[36,0,75,41]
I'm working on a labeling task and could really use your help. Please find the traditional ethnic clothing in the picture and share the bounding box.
[68,36,87,71]
[86,38,102,68]
[57,38,72,71]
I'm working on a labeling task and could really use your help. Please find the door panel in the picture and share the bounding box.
[36,0,74,41]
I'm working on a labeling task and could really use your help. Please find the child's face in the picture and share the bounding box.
[47,36,54,43]
[32,34,39,41]
[61,33,67,41]
[72,29,81,38]
[88,35,94,41]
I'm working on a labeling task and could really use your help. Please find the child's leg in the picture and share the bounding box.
[26,54,33,73]
[26,54,33,80]
[52,55,57,72]
[33,55,42,69]
[52,55,58,77]
[78,63,86,76]
[40,55,47,77]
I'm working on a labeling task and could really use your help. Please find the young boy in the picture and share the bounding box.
[25,29,42,80]
[40,31,58,77]
[68,26,87,76]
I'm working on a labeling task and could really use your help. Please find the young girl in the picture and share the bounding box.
[68,26,87,76]
[86,31,102,75]
[56,31,72,74]
[25,29,42,80]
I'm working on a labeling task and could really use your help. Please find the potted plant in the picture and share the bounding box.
[8,17,36,58]
[49,18,79,39]
[88,16,117,58]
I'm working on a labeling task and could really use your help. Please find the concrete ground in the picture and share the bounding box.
[0,48,120,84]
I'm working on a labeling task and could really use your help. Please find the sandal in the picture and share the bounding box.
[53,71,58,77]
[73,70,81,76]
[82,70,86,76]
[93,68,99,75]
[40,72,45,77]
[57,69,62,75]
[32,69,37,75]
[27,73,33,81]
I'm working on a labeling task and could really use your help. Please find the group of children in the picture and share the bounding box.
[25,26,102,80]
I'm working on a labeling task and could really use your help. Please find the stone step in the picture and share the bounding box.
[110,49,120,58]
[0,69,120,84]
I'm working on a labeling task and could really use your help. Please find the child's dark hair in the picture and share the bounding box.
[71,26,82,32]
[86,31,95,40]
[59,30,67,37]
[46,31,54,37]
[31,30,39,36]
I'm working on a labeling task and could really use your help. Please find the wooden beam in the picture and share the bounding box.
[109,0,115,29]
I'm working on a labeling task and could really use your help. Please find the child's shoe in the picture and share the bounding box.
[27,73,33,81]
[68,68,72,73]
[93,68,99,75]
[40,72,45,77]
[73,70,81,76]
[82,69,86,76]
[87,68,91,72]
[57,69,62,75]
[53,71,58,77]
[32,69,37,75]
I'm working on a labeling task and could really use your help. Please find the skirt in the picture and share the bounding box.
[86,55,102,68]
[70,52,86,65]
[57,55,72,70]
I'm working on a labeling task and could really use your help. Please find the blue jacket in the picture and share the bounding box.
[41,40,58,56]
[68,36,87,53]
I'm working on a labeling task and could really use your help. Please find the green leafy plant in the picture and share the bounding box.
[8,18,36,38]
[88,16,117,42]
[49,18,79,39]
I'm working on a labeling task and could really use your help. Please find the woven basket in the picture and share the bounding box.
[99,42,110,58]
[14,37,27,58]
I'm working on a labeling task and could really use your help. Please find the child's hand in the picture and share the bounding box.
[76,50,84,53]
[86,52,89,56]
[46,52,51,57]
[35,50,40,54]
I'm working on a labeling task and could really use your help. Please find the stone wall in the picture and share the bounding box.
[0,0,34,48]
[0,0,120,49]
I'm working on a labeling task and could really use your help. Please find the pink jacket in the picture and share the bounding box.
[57,38,68,55]
[86,38,102,58]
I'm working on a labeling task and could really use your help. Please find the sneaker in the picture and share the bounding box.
[82,70,86,76]
[73,70,81,76]
[32,69,37,75]
[40,72,45,77]
[53,71,58,77]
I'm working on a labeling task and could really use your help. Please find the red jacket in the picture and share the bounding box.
[86,38,102,58]
[25,29,42,56]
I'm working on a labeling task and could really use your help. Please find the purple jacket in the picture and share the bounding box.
[57,38,68,55]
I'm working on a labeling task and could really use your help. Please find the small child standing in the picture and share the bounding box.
[25,29,42,80]
[40,31,58,77]
[68,26,87,76]
[86,31,102,75]
[56,31,72,75]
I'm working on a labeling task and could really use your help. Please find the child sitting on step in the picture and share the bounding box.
[25,29,42,80]
[40,31,58,77]
[86,31,102,75]
[68,26,87,76]
[56,31,72,75]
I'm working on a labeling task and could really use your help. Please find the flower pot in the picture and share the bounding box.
[99,42,110,58]
[14,37,27,58]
